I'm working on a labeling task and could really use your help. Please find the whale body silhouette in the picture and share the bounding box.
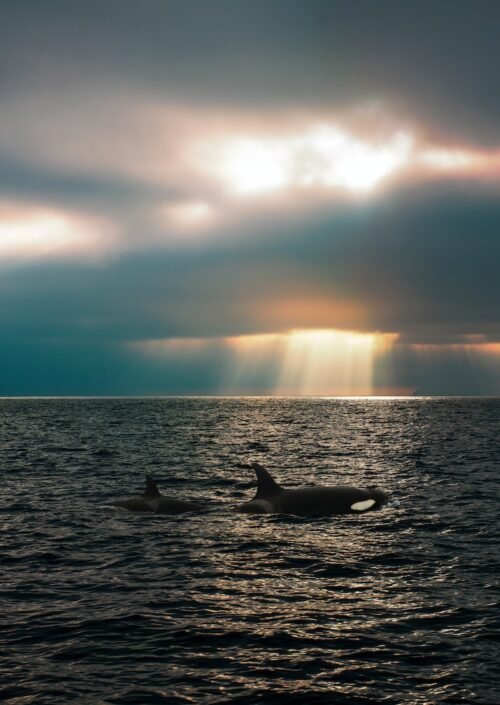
[237,462,388,516]
[112,475,204,514]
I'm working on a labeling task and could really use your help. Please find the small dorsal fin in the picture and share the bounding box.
[143,474,161,498]
[251,462,282,498]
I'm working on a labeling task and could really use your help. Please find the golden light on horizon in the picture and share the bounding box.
[135,329,399,395]
[410,341,500,358]
[275,329,394,395]
[131,331,500,395]
[223,329,380,395]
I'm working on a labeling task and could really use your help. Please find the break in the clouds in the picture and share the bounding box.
[1,0,499,395]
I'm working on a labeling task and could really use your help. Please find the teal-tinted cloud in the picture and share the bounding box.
[1,183,498,345]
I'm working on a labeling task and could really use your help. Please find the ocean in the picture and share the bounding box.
[1,397,499,704]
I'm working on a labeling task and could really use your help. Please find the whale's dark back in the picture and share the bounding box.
[276,485,387,515]
[250,462,387,515]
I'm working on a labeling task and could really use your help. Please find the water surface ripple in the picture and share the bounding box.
[1,398,499,704]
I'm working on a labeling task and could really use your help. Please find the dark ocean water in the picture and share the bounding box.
[0,397,499,705]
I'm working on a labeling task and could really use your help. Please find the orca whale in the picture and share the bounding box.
[237,462,388,516]
[112,474,204,514]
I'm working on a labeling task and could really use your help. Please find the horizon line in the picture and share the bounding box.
[1,394,499,400]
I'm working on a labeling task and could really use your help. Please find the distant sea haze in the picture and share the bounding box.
[1,397,499,704]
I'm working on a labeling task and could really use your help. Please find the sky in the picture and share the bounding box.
[1,0,499,396]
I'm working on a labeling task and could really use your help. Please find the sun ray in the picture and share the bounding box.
[133,329,399,395]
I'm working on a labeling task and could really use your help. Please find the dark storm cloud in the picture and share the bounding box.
[0,153,172,210]
[314,182,500,342]
[2,0,500,143]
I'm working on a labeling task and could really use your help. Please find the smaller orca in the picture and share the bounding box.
[237,462,388,516]
[112,474,204,514]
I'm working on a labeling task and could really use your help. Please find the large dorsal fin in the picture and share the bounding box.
[143,474,161,498]
[251,462,283,498]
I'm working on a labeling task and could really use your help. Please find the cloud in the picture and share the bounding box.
[1,181,498,345]
[0,153,170,210]
[0,200,116,262]
[1,1,499,394]
[2,1,500,144]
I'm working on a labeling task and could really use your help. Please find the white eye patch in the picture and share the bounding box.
[350,499,376,512]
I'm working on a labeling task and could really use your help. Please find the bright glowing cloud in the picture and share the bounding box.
[419,148,480,170]
[410,342,500,358]
[188,116,500,203]
[154,200,216,241]
[0,202,114,261]
[195,125,413,195]
[418,146,500,178]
